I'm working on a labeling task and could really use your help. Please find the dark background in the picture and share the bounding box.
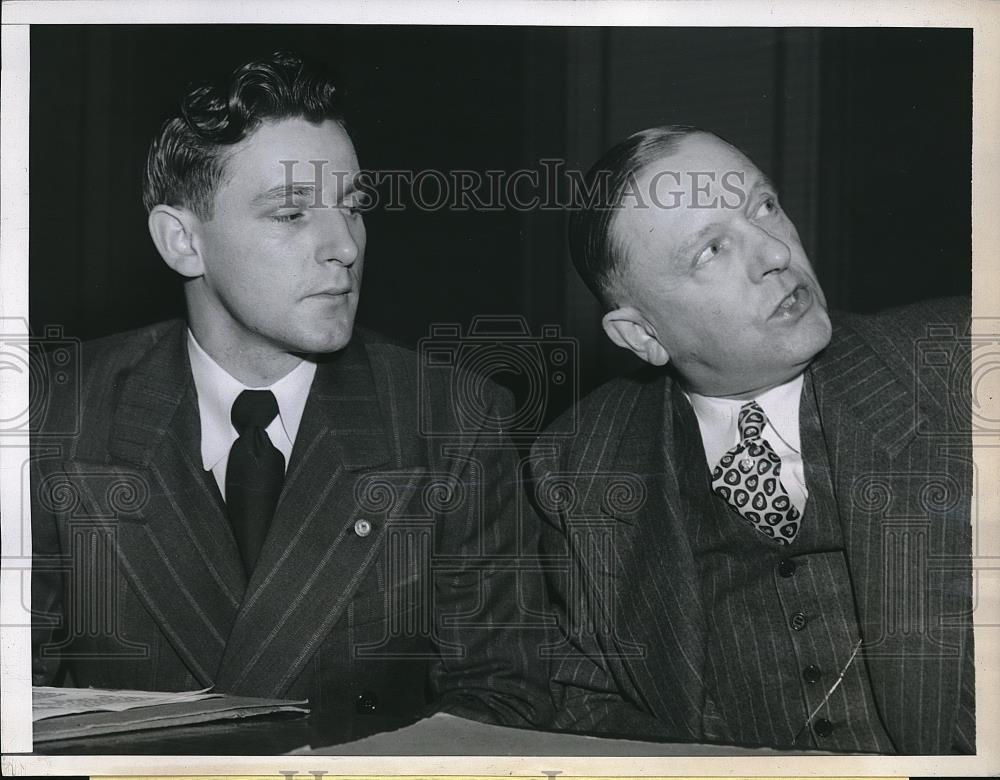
[30,25,972,401]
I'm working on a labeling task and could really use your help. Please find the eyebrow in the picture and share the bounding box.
[251,184,318,207]
[251,178,360,208]
[748,174,778,197]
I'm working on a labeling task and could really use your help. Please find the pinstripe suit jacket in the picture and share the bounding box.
[533,297,974,754]
[31,319,552,734]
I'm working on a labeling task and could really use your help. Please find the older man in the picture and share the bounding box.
[30,51,551,740]
[535,125,974,753]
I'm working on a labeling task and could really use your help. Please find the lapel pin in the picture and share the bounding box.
[354,518,372,537]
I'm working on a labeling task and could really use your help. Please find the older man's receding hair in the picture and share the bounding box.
[567,124,706,310]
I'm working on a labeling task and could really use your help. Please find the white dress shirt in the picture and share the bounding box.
[187,330,317,500]
[685,373,808,516]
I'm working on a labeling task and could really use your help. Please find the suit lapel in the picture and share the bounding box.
[808,317,921,460]
[215,333,397,696]
[810,318,920,648]
[810,316,966,753]
[596,373,707,740]
[98,321,244,686]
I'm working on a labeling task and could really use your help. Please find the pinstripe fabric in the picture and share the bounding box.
[31,320,553,732]
[689,376,894,752]
[535,297,974,753]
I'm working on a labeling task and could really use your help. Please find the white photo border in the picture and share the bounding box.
[2,0,998,775]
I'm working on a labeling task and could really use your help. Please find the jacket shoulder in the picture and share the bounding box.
[830,296,969,378]
[79,320,184,370]
[834,296,969,345]
[354,326,419,377]
[356,325,517,435]
[536,364,670,465]
[33,320,184,438]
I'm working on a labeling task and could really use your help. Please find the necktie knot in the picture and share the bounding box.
[226,389,284,575]
[231,389,279,434]
[712,400,800,545]
[737,401,767,442]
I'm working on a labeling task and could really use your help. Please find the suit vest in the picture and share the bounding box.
[680,372,896,752]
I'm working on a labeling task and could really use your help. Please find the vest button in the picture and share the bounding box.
[813,717,834,737]
[802,664,822,684]
[777,559,797,578]
[354,518,372,537]
[790,611,808,631]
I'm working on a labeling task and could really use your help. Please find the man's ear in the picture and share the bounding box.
[147,205,205,279]
[602,307,670,366]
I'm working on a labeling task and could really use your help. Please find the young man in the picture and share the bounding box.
[31,52,551,739]
[536,126,974,754]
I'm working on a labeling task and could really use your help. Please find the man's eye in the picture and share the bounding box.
[343,193,371,215]
[697,241,722,265]
[755,196,778,218]
[273,211,304,224]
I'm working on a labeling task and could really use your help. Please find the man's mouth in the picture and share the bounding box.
[770,285,813,320]
[307,286,352,298]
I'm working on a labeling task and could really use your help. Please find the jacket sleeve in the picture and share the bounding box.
[29,350,71,689]
[529,436,674,739]
[31,461,68,686]
[425,381,557,728]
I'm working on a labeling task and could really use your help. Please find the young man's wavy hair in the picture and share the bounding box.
[142,51,344,219]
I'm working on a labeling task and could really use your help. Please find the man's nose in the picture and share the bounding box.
[317,209,361,267]
[748,225,791,280]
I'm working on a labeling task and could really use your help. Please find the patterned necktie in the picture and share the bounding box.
[226,389,285,574]
[710,401,800,544]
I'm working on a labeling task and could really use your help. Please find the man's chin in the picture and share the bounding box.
[783,301,832,350]
[807,307,834,353]
[289,323,356,357]
[750,316,832,390]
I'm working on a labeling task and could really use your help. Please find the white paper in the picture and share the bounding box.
[32,686,220,721]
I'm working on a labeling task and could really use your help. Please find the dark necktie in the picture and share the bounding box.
[710,401,801,544]
[226,389,285,573]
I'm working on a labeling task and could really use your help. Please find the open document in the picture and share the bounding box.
[33,686,220,721]
[32,687,309,743]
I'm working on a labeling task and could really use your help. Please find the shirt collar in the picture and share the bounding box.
[684,373,804,466]
[186,330,317,472]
